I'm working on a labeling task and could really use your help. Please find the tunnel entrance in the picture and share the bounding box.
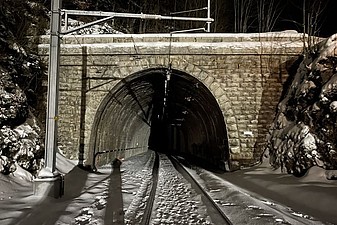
[89,68,229,171]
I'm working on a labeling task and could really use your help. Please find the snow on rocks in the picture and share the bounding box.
[266,34,337,176]
[0,117,43,175]
[0,35,45,176]
[329,101,337,113]
[0,72,27,126]
[151,154,212,225]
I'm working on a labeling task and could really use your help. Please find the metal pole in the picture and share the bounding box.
[39,0,62,177]
[62,9,214,23]
[207,0,211,32]
[64,11,68,31]
[34,0,64,198]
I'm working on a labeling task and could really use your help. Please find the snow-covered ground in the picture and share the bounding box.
[0,150,336,224]
[218,159,337,224]
[188,166,330,224]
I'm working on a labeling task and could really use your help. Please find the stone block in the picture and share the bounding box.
[214,87,225,98]
[227,124,238,132]
[203,76,214,87]
[230,146,241,154]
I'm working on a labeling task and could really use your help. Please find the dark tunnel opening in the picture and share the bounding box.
[89,68,230,171]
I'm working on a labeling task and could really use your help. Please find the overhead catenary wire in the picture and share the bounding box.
[170,7,208,15]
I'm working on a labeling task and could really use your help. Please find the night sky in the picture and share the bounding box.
[272,0,337,37]
[315,2,337,37]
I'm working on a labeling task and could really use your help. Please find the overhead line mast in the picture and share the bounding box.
[34,0,63,198]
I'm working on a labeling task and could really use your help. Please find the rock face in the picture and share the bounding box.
[0,0,47,175]
[266,34,337,176]
[0,50,45,176]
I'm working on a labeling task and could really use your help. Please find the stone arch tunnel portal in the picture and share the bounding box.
[89,68,230,171]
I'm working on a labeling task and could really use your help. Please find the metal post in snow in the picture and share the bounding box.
[43,0,61,177]
[34,0,63,198]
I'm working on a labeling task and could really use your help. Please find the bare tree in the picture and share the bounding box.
[302,0,329,51]
[233,0,254,32]
[256,0,283,32]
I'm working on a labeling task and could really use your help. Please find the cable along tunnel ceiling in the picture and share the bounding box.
[91,68,229,170]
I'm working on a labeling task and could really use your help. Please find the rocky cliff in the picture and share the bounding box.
[266,35,337,177]
[0,0,48,175]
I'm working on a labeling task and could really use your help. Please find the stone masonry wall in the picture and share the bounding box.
[38,33,305,166]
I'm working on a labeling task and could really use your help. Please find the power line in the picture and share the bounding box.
[170,7,208,15]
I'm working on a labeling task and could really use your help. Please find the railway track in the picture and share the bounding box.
[123,151,325,224]
[168,155,233,225]
[136,152,232,225]
[140,152,159,225]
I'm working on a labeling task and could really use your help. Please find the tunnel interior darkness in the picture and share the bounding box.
[89,68,229,171]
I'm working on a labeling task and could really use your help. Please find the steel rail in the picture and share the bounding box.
[168,155,233,225]
[140,152,159,225]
